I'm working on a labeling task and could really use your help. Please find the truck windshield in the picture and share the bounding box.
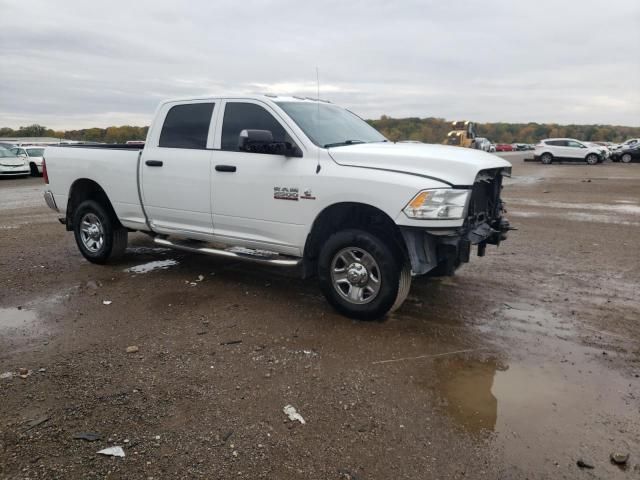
[276,101,386,148]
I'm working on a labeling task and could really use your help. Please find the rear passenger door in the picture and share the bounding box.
[547,140,569,160]
[140,101,216,238]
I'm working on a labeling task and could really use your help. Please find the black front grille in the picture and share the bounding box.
[467,169,503,224]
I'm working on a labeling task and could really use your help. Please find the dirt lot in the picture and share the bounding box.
[1,157,639,479]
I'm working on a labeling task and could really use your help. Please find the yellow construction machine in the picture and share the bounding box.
[444,121,477,148]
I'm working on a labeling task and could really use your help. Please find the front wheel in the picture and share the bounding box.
[318,229,410,320]
[621,153,632,163]
[73,200,128,264]
[586,153,599,165]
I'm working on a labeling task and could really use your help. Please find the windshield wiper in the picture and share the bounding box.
[323,139,366,148]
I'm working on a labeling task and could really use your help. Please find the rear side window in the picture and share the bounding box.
[159,103,214,149]
[546,140,566,146]
[221,102,287,152]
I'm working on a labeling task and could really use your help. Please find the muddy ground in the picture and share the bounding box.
[1,155,639,479]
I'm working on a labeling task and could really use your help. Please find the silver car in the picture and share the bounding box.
[0,147,29,177]
[11,146,45,176]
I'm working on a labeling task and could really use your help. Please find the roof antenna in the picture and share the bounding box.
[315,66,321,174]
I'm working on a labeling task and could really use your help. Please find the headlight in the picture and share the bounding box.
[403,189,470,219]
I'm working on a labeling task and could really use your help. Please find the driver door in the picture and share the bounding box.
[210,100,313,255]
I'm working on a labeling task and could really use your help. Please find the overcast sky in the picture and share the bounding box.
[1,0,638,129]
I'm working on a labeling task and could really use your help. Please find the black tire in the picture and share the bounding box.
[586,153,599,165]
[621,153,632,164]
[30,163,39,177]
[73,200,128,264]
[390,263,412,313]
[318,229,404,320]
[541,153,553,165]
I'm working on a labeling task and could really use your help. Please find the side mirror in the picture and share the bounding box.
[239,129,273,151]
[238,129,302,157]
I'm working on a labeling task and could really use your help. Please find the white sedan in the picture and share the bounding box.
[0,147,29,177]
[11,146,45,176]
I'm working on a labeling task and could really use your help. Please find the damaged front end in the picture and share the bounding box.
[401,167,514,276]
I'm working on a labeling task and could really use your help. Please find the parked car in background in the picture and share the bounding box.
[610,138,638,153]
[488,143,496,152]
[0,147,29,177]
[474,137,491,151]
[619,138,639,148]
[611,144,640,163]
[534,138,604,165]
[495,144,513,152]
[11,146,44,176]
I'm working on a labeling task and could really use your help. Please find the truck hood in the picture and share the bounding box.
[327,142,511,186]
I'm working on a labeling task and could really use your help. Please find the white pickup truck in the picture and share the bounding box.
[43,95,512,319]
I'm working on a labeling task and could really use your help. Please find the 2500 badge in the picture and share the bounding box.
[274,187,299,201]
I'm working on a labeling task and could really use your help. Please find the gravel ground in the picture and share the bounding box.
[1,158,639,479]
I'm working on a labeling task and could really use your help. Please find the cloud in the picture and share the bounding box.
[0,0,638,129]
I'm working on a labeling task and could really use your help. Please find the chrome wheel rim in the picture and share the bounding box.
[80,213,104,253]
[622,154,631,163]
[331,247,381,304]
[587,154,598,165]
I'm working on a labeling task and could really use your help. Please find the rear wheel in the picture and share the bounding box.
[541,153,553,165]
[621,153,632,163]
[586,153,599,165]
[73,200,128,264]
[318,229,409,320]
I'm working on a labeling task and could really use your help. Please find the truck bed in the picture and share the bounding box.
[45,145,148,231]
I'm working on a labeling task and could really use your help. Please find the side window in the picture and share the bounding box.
[159,103,214,149]
[221,102,288,153]
[567,141,582,148]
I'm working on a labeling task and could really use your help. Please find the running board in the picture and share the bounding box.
[153,237,301,267]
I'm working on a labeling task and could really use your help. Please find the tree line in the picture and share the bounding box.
[367,116,640,144]
[0,124,148,144]
[2,119,639,145]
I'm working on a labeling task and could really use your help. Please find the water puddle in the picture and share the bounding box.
[507,198,640,215]
[124,259,178,274]
[0,307,40,331]
[423,302,640,476]
[0,292,70,338]
[503,176,542,185]
[508,209,640,227]
[126,246,172,254]
[430,353,638,474]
